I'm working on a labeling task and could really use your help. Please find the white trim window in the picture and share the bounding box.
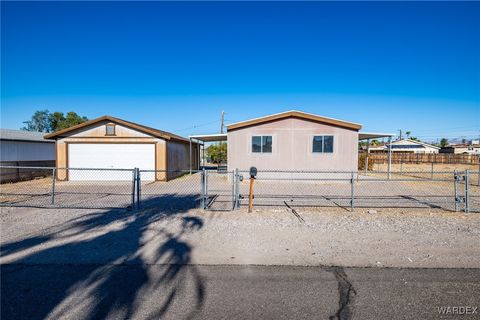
[252,135,272,153]
[313,135,334,153]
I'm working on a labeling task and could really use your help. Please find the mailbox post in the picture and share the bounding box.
[248,166,257,213]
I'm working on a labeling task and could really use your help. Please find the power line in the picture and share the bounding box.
[172,119,221,133]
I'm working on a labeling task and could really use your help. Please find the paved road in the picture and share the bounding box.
[2,265,479,320]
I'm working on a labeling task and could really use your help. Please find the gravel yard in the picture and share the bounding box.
[1,205,479,268]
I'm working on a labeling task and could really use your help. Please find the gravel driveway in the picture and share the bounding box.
[1,206,479,268]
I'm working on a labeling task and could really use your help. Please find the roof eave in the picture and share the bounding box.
[43,115,190,143]
[227,110,362,131]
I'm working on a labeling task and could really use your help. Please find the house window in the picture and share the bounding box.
[313,135,334,153]
[105,124,116,136]
[252,136,272,153]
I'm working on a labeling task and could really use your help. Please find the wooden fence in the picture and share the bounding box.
[368,153,480,165]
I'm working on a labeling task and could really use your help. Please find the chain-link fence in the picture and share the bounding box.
[1,166,478,213]
[371,162,480,185]
[0,166,55,207]
[235,169,480,213]
[1,166,135,209]
[138,170,202,211]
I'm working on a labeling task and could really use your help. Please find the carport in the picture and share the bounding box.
[188,133,227,173]
[359,132,396,177]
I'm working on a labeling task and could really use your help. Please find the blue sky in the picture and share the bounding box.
[1,1,479,141]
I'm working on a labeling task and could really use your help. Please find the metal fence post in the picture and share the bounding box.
[131,168,137,209]
[350,171,355,212]
[51,168,56,205]
[365,138,370,175]
[478,162,480,187]
[465,170,469,214]
[136,168,141,209]
[231,170,235,210]
[205,169,209,202]
[387,136,392,180]
[235,168,240,209]
[454,170,458,212]
[201,168,205,209]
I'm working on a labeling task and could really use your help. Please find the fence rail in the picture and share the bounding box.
[368,152,480,165]
[1,166,478,213]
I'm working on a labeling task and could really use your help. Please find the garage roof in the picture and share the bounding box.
[227,110,362,131]
[44,115,190,143]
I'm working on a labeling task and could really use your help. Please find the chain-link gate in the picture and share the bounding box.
[201,169,236,211]
[454,170,471,213]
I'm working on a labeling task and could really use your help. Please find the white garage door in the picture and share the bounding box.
[68,143,155,181]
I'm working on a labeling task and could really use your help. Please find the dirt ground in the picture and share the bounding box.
[1,205,479,268]
[373,162,480,173]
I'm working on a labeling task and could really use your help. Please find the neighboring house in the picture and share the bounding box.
[44,116,198,181]
[225,110,363,172]
[440,144,480,155]
[364,139,440,154]
[0,129,55,166]
[382,139,440,154]
[0,129,55,182]
[363,144,388,153]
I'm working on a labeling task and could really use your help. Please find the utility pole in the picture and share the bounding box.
[398,129,402,141]
[219,110,225,165]
[220,110,225,134]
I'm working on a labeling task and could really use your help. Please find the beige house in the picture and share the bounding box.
[44,116,198,181]
[225,111,362,172]
[387,139,440,154]
[367,139,440,154]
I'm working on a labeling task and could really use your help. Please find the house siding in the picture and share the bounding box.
[0,140,55,162]
[166,140,199,179]
[227,117,359,172]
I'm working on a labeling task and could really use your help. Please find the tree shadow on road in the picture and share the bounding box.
[1,195,206,319]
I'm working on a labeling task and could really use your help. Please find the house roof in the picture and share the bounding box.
[43,115,190,143]
[389,139,440,149]
[226,110,362,131]
[0,129,54,143]
[443,144,480,148]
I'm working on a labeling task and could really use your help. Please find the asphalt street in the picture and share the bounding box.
[2,265,479,320]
